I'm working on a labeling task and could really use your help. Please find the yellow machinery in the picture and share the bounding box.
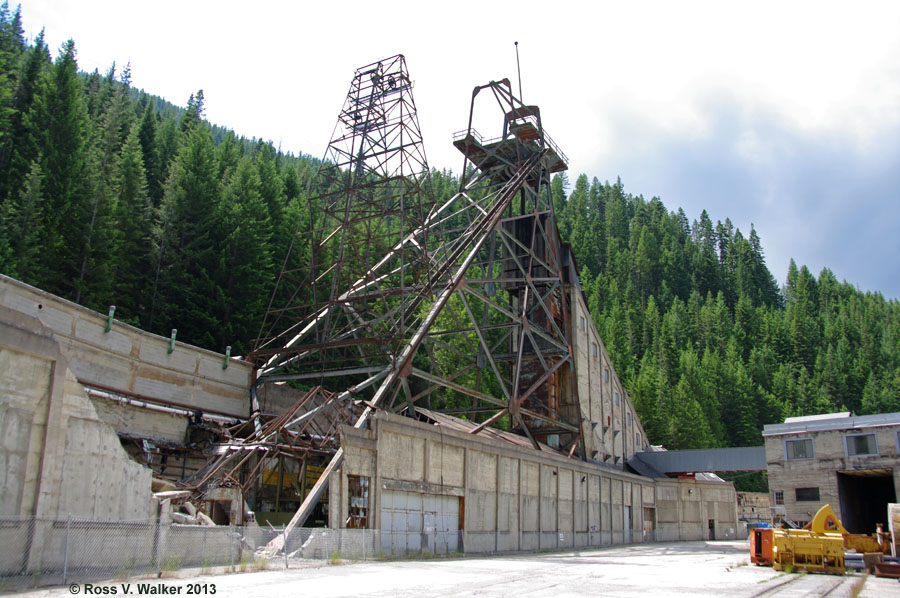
[755,504,894,575]
[772,505,847,574]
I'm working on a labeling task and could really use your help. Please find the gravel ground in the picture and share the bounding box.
[9,541,900,598]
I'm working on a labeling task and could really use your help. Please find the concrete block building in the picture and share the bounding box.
[330,410,739,555]
[763,412,900,533]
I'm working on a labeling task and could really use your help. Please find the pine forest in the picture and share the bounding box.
[2,5,899,456]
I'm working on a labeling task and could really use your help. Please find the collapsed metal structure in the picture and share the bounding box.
[247,54,582,534]
[181,387,361,511]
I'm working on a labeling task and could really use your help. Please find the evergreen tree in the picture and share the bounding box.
[151,119,220,347]
[112,123,155,323]
[0,1,17,178]
[0,159,44,279]
[137,100,163,204]
[215,156,273,353]
[180,89,204,132]
[27,39,91,298]
[2,28,50,203]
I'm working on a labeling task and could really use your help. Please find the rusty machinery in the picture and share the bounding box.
[751,504,893,575]
[246,55,581,543]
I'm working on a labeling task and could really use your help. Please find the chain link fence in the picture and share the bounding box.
[0,517,681,591]
[0,517,383,592]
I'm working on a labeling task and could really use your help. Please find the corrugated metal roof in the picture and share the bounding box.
[763,411,900,437]
[632,446,767,473]
[625,454,667,478]
[414,407,563,454]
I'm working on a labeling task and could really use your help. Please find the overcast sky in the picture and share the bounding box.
[17,0,900,300]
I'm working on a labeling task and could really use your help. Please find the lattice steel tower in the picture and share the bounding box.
[251,58,582,529]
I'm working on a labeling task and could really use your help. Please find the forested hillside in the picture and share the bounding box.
[2,5,899,450]
[551,174,900,449]
[0,5,319,355]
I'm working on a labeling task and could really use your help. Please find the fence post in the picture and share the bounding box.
[62,514,71,584]
[282,525,288,569]
[154,519,162,576]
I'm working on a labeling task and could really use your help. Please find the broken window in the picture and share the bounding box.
[347,475,370,529]
[784,438,814,460]
[844,433,877,457]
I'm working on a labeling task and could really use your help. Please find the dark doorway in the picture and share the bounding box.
[837,469,896,533]
[708,519,715,540]
[208,500,231,525]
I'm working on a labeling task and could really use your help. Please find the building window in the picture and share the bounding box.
[580,316,586,331]
[615,391,620,406]
[774,491,784,505]
[635,433,641,446]
[347,475,370,528]
[784,438,814,461]
[592,342,598,358]
[604,369,609,382]
[627,412,632,426]
[845,433,878,457]
[795,487,820,502]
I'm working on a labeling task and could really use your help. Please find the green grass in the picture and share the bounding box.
[239,553,267,572]
[160,554,181,577]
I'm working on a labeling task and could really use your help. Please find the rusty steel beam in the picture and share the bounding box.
[249,58,587,553]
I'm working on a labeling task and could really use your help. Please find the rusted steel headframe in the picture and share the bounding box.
[446,78,581,453]
[251,58,581,448]
[252,58,585,536]
[252,55,435,379]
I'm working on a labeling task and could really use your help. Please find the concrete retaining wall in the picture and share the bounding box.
[0,305,153,521]
[0,275,252,423]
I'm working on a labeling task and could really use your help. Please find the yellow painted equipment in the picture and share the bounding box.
[771,504,846,574]
[843,524,892,554]
[752,504,894,575]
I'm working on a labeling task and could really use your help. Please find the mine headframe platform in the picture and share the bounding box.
[452,101,568,177]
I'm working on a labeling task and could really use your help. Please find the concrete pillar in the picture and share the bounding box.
[463,445,470,553]
[517,458,523,552]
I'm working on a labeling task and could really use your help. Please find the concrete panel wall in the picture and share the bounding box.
[571,289,647,467]
[653,479,740,542]
[0,345,52,517]
[338,411,738,554]
[0,306,153,521]
[88,395,189,445]
[0,275,251,421]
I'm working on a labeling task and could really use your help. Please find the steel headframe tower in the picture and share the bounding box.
[440,78,579,452]
[252,58,583,535]
[254,55,434,381]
